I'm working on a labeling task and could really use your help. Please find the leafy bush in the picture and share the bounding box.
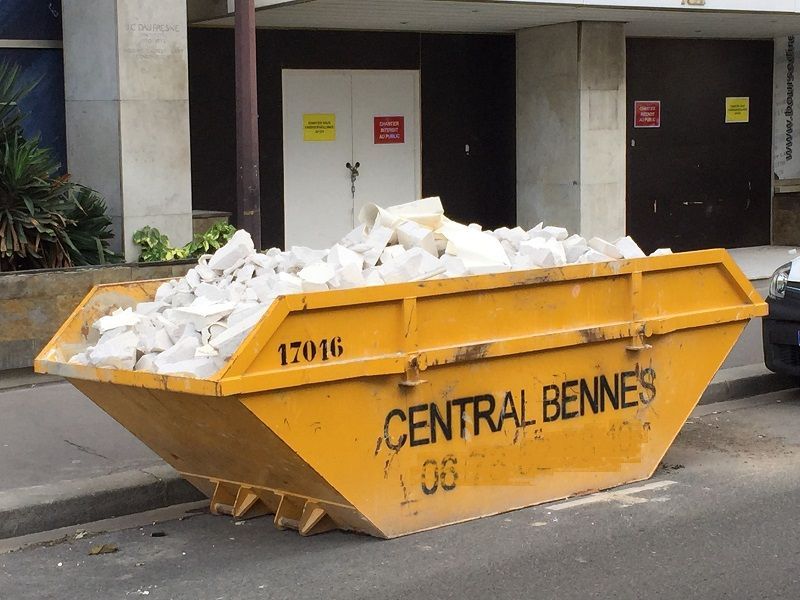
[0,60,120,271]
[133,221,236,263]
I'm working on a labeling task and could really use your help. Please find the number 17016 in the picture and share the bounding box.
[278,337,344,366]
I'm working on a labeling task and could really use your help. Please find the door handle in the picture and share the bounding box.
[346,162,360,199]
[681,201,704,206]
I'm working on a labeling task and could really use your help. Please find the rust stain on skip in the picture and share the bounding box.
[579,328,607,344]
[453,342,491,363]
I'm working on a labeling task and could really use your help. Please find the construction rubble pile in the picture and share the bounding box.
[69,197,670,378]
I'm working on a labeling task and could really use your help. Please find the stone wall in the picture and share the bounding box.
[0,262,192,371]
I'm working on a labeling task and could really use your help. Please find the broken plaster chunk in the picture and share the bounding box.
[234,263,256,282]
[650,248,673,257]
[381,245,407,264]
[578,248,614,263]
[360,225,394,267]
[207,230,255,271]
[273,272,303,296]
[185,269,201,289]
[134,301,165,316]
[88,330,139,370]
[438,221,510,271]
[396,221,438,256]
[327,244,364,270]
[134,353,158,372]
[158,357,223,378]
[93,308,140,334]
[155,281,176,302]
[68,352,90,366]
[563,235,589,263]
[299,261,336,286]
[194,282,227,303]
[587,237,624,260]
[170,301,236,330]
[154,336,200,373]
[614,236,646,259]
[210,305,268,359]
[518,238,567,267]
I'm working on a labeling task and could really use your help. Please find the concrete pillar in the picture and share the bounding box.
[62,0,193,261]
[516,22,626,241]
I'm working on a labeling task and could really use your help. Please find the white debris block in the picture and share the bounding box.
[650,248,673,257]
[194,282,227,303]
[68,352,90,366]
[185,269,201,289]
[158,357,223,378]
[88,330,139,370]
[273,272,303,295]
[440,254,468,277]
[614,236,646,259]
[336,262,366,288]
[196,262,217,282]
[210,305,269,359]
[154,336,200,373]
[563,235,589,263]
[381,244,407,263]
[134,353,158,372]
[358,224,394,267]
[93,308,140,334]
[519,237,567,267]
[360,196,445,230]
[171,301,236,330]
[289,246,329,269]
[140,327,173,354]
[299,261,336,287]
[235,263,256,282]
[328,244,364,270]
[77,197,656,379]
[155,281,175,302]
[208,229,255,271]
[135,302,165,316]
[587,237,624,260]
[341,225,367,248]
[578,249,614,263]
[530,225,569,241]
[439,221,510,271]
[506,226,529,245]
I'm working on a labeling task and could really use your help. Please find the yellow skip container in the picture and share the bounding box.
[36,249,766,538]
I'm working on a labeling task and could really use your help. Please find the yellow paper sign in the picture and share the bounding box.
[303,113,336,141]
[725,97,750,124]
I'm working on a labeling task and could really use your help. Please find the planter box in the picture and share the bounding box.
[0,261,193,371]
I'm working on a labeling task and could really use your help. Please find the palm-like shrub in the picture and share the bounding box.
[0,60,120,270]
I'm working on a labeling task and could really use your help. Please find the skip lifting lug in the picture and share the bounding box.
[626,323,652,352]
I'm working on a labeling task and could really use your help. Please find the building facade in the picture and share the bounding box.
[5,0,800,258]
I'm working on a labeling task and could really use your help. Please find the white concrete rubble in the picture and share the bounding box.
[75,196,655,378]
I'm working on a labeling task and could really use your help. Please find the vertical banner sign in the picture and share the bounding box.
[374,116,405,144]
[303,114,336,141]
[634,101,661,128]
[725,97,750,124]
[775,36,799,180]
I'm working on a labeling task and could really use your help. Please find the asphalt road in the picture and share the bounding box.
[2,388,800,599]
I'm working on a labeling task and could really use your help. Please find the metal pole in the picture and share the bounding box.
[234,0,262,248]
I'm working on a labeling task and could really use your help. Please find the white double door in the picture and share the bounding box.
[282,69,421,248]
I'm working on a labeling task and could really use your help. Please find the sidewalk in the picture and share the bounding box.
[0,381,201,538]
[0,244,796,539]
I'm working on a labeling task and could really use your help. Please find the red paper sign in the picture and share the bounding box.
[374,116,405,144]
[634,101,661,128]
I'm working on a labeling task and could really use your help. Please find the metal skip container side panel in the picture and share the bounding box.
[238,320,746,538]
[35,249,767,537]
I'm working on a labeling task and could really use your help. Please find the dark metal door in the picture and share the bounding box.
[626,39,773,252]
